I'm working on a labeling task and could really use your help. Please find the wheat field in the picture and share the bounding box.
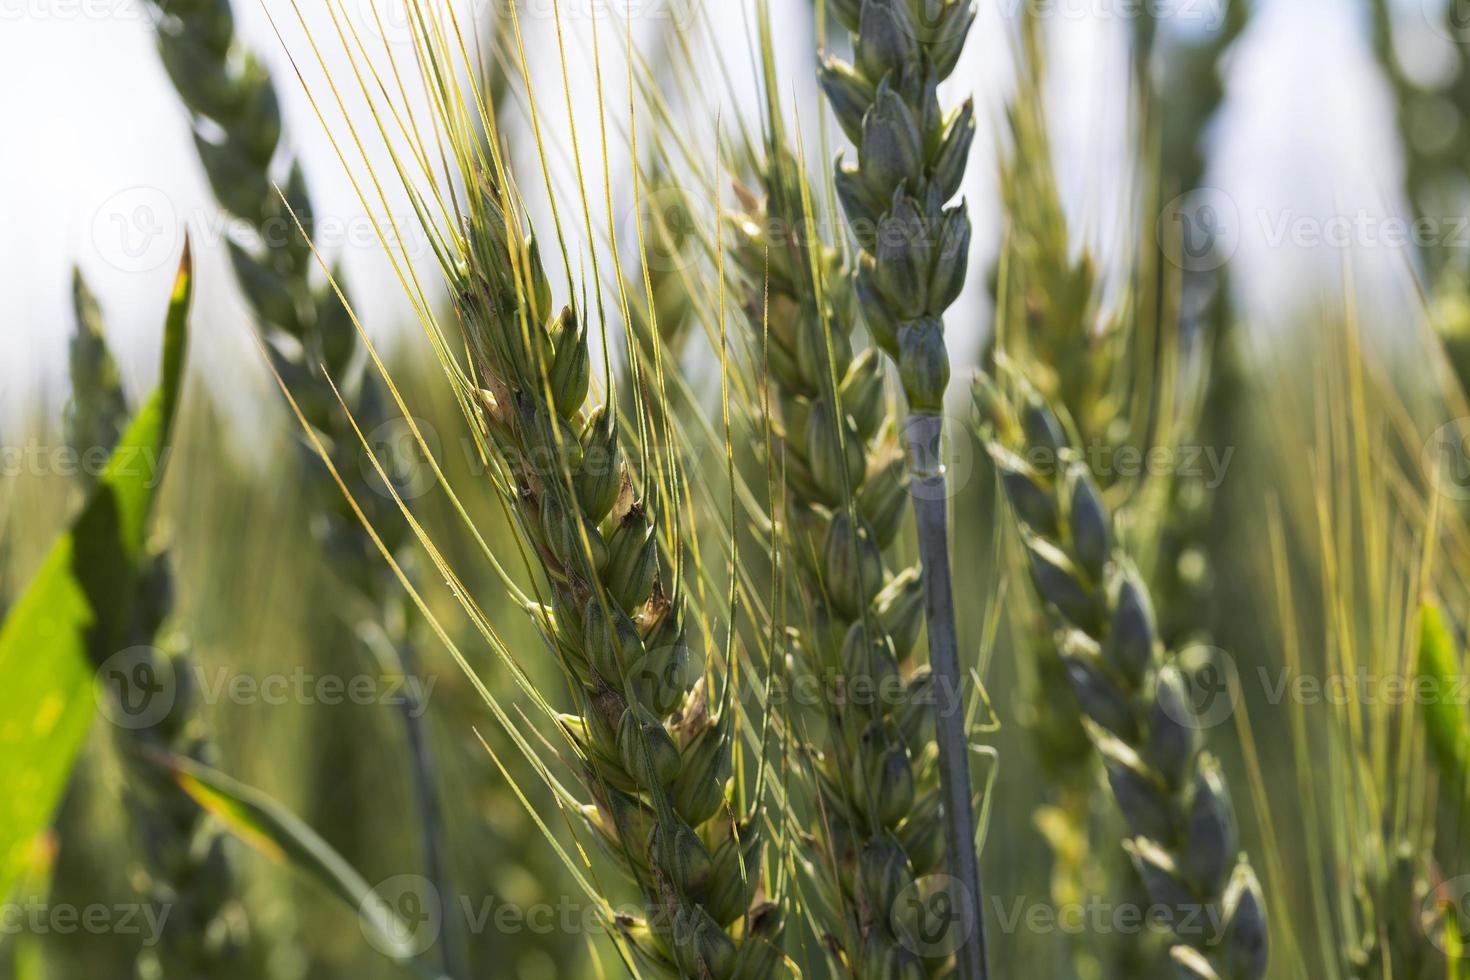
[2,2,1469,979]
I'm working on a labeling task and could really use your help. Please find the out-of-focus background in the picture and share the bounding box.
[4,2,1470,979]
[0,0,1433,426]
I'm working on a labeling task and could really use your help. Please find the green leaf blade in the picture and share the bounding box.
[165,755,424,969]
[0,244,192,900]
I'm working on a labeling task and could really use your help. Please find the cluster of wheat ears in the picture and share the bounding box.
[20,0,1470,979]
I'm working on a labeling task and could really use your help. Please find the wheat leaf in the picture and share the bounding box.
[0,243,191,901]
[163,752,433,974]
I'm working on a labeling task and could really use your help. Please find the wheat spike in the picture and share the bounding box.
[817,4,987,976]
[730,132,950,975]
[977,372,1269,980]
[446,159,781,978]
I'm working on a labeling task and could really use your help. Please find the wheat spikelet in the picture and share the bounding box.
[66,274,129,475]
[819,0,975,413]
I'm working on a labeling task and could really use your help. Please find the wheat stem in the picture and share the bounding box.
[905,414,989,980]
[396,636,463,980]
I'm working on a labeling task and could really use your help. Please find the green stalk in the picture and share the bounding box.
[818,2,987,974]
[395,637,460,978]
[903,414,986,980]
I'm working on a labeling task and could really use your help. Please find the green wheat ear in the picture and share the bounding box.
[280,6,793,972]
[977,371,1268,980]
[449,154,785,977]
[144,4,466,971]
[726,31,964,961]
[818,3,988,977]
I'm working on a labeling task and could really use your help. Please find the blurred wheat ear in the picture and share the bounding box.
[977,369,1268,980]
[143,2,463,971]
[64,253,249,977]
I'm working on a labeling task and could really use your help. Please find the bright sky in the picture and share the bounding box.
[0,0,1429,431]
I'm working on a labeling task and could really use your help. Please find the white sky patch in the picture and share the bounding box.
[0,0,1426,431]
